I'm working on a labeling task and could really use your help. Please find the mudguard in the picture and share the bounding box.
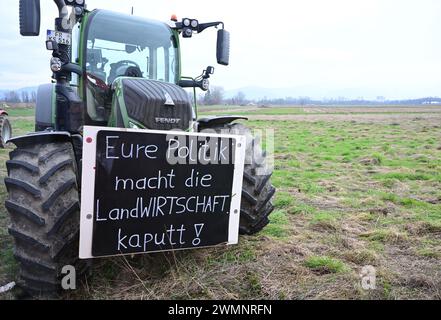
[8,131,74,148]
[197,115,248,130]
[0,110,8,116]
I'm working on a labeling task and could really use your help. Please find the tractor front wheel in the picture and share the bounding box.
[201,123,276,235]
[5,141,88,298]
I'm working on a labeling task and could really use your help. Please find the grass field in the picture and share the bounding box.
[0,105,440,299]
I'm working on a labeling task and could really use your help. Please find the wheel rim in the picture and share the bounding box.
[1,120,11,143]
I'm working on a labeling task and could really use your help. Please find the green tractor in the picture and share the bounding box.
[6,0,275,296]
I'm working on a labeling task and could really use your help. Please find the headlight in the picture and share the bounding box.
[50,57,62,72]
[183,18,191,27]
[191,19,199,29]
[184,28,193,38]
[67,0,85,7]
[202,79,210,91]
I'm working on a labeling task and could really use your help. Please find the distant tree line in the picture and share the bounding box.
[198,87,251,106]
[196,86,441,106]
[254,96,441,106]
[1,90,37,103]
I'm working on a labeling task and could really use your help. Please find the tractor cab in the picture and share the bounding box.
[84,10,179,85]
[19,0,230,132]
[81,10,181,125]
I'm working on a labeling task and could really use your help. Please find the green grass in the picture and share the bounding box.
[311,211,339,224]
[416,248,441,259]
[261,210,290,239]
[274,192,294,208]
[375,172,434,181]
[208,245,257,265]
[379,192,431,209]
[1,106,441,299]
[304,256,347,273]
[244,114,441,297]
[5,107,35,117]
[289,201,317,215]
[0,246,17,279]
[360,229,408,244]
[9,119,35,137]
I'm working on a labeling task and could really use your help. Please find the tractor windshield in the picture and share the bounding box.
[84,10,179,85]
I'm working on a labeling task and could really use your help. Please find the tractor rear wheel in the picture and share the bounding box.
[0,115,12,148]
[201,123,276,235]
[4,141,87,298]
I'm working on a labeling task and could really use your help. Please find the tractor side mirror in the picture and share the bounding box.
[217,29,230,66]
[19,0,41,36]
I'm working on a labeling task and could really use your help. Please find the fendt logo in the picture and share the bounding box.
[164,91,175,106]
[155,117,182,124]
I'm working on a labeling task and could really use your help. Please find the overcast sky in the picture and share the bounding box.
[1,0,440,98]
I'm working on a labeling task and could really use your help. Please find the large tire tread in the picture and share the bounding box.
[5,142,86,298]
[201,123,276,235]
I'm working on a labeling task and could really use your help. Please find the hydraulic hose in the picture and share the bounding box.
[54,0,66,11]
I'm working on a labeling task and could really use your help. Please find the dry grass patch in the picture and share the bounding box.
[342,249,378,265]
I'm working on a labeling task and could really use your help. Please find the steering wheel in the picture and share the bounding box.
[113,60,140,70]
[108,60,142,83]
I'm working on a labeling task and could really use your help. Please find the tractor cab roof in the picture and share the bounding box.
[86,9,176,49]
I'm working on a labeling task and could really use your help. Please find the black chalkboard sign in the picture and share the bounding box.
[79,127,245,258]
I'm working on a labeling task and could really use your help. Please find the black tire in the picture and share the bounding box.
[0,115,12,148]
[201,123,276,235]
[4,141,87,298]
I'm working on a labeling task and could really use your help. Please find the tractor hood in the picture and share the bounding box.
[112,78,193,131]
